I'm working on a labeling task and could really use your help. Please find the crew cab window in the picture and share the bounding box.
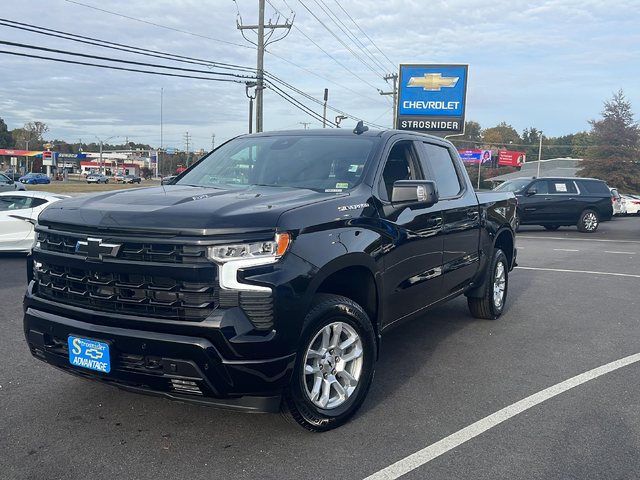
[379,141,422,201]
[420,143,462,198]
[0,196,32,211]
[549,181,577,194]
[30,198,48,208]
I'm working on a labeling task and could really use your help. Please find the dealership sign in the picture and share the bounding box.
[498,151,526,166]
[396,64,468,136]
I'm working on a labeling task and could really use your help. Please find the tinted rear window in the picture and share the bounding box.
[576,180,609,194]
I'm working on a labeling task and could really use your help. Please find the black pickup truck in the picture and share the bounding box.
[24,128,517,431]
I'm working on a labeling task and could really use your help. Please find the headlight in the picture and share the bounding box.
[207,233,290,263]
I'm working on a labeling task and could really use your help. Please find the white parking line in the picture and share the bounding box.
[518,236,640,244]
[553,249,580,252]
[515,266,640,278]
[605,251,636,255]
[364,353,640,480]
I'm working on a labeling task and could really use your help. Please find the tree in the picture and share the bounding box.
[141,167,154,180]
[11,121,50,150]
[571,131,592,158]
[482,122,521,148]
[578,90,640,193]
[0,117,12,148]
[451,121,483,150]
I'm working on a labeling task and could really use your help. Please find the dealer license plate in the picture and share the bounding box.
[68,336,111,373]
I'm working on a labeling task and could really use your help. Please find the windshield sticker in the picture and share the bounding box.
[338,203,370,212]
[555,183,568,192]
[325,188,343,193]
[348,165,359,173]
[336,183,349,189]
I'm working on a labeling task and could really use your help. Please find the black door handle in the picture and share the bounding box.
[545,197,553,200]
[427,216,442,227]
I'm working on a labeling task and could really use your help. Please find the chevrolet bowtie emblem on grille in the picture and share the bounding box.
[407,73,459,91]
[75,238,121,261]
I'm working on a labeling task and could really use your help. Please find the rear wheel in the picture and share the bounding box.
[281,294,376,432]
[543,225,560,231]
[577,209,599,233]
[468,248,508,320]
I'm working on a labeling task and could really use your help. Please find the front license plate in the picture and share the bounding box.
[68,336,111,373]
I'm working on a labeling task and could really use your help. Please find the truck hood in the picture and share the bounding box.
[39,185,347,235]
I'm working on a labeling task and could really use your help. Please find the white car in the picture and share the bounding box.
[0,172,27,192]
[610,188,624,215]
[621,194,640,215]
[87,174,109,184]
[0,191,70,252]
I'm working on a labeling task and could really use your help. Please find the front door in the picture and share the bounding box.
[376,139,444,327]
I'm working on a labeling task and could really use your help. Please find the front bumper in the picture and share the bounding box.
[24,306,295,413]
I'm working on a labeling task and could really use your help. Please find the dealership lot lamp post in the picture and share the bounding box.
[95,135,119,175]
[537,132,543,178]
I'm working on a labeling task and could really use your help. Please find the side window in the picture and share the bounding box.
[0,174,11,183]
[0,196,32,211]
[379,141,422,201]
[420,143,462,198]
[30,198,48,208]
[530,180,549,195]
[550,181,576,194]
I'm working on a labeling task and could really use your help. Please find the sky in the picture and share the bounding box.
[1,0,639,152]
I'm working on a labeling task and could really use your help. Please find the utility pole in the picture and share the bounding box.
[211,133,216,151]
[184,132,191,167]
[379,73,399,128]
[536,132,543,178]
[322,88,329,128]
[246,82,257,133]
[237,1,293,132]
[160,87,164,175]
[299,122,311,129]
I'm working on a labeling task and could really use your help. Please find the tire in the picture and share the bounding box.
[467,248,508,320]
[577,209,599,233]
[105,180,109,184]
[543,225,560,231]
[281,294,376,432]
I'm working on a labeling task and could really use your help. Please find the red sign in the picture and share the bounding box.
[498,151,526,166]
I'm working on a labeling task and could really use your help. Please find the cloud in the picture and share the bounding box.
[0,0,638,148]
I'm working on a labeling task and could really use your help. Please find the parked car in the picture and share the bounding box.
[161,175,177,185]
[495,177,613,233]
[610,188,624,215]
[621,194,640,215]
[87,174,110,184]
[113,173,125,183]
[0,173,27,192]
[124,174,142,184]
[19,173,51,185]
[3,171,23,182]
[25,128,517,431]
[0,191,69,252]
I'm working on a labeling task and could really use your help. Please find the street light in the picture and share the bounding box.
[335,115,348,128]
[95,135,120,175]
[536,132,543,178]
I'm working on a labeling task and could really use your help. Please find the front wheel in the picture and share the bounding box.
[577,209,599,233]
[281,294,376,432]
[468,248,509,320]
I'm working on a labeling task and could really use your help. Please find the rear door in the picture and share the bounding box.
[417,141,481,295]
[547,180,580,222]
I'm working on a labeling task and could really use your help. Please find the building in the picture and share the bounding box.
[80,161,140,176]
[488,158,582,185]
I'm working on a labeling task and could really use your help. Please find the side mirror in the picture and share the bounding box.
[391,180,439,207]
[526,188,537,197]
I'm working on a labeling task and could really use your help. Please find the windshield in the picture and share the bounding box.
[494,179,531,192]
[177,135,379,192]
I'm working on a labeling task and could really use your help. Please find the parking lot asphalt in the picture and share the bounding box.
[1,216,639,480]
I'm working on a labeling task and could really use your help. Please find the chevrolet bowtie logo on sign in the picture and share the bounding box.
[407,73,459,91]
[396,64,468,136]
[75,238,121,262]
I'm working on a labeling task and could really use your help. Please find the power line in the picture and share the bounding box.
[0,18,256,73]
[265,72,387,128]
[296,0,385,79]
[265,0,383,92]
[0,40,256,80]
[332,0,397,70]
[314,0,389,73]
[0,50,247,83]
[266,84,337,126]
[64,0,254,50]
